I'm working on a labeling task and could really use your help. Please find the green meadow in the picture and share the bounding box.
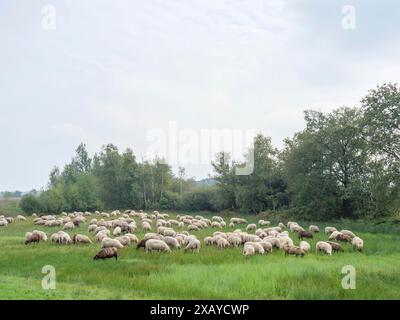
[0,212,399,300]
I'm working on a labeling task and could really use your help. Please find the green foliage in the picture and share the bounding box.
[18,83,399,220]
[1,213,400,299]
[19,195,41,215]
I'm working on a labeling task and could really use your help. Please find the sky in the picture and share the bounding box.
[1,0,400,191]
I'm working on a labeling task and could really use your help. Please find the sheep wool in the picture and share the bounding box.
[101,237,124,249]
[316,241,332,256]
[145,239,171,253]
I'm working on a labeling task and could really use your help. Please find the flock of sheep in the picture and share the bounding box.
[0,211,364,260]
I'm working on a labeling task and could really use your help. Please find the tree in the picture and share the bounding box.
[361,83,400,174]
[20,194,42,214]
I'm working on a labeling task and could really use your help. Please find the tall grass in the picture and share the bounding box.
[0,212,399,299]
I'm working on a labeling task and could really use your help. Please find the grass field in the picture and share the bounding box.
[0,198,23,216]
[0,212,399,300]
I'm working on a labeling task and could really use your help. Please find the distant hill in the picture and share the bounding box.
[195,178,217,188]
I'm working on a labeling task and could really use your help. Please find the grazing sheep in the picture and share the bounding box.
[101,237,124,249]
[297,230,314,239]
[145,239,171,253]
[96,230,110,242]
[299,241,311,253]
[316,241,332,256]
[336,233,352,242]
[217,237,230,249]
[243,245,255,258]
[16,215,27,221]
[0,219,8,227]
[164,236,180,249]
[245,242,265,255]
[6,217,14,224]
[227,235,242,248]
[144,233,164,241]
[258,241,273,254]
[125,233,139,244]
[136,239,148,250]
[325,226,337,235]
[341,230,356,239]
[246,224,257,231]
[212,216,224,222]
[204,236,214,246]
[327,241,344,253]
[329,231,341,240]
[50,231,72,244]
[283,245,305,257]
[264,237,280,249]
[352,236,364,252]
[211,221,222,229]
[93,247,118,260]
[115,235,131,247]
[25,232,41,245]
[188,224,201,231]
[63,222,75,230]
[142,221,152,231]
[184,239,201,253]
[230,218,247,225]
[278,222,285,229]
[88,224,98,232]
[72,234,92,244]
[258,220,271,226]
[32,230,48,241]
[309,225,320,233]
[163,229,176,237]
[113,227,122,236]
[279,236,294,249]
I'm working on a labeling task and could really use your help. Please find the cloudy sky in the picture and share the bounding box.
[1,0,400,191]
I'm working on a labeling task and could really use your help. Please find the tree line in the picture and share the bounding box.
[20,83,399,219]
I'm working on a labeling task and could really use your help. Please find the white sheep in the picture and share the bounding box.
[245,242,265,255]
[184,239,201,253]
[32,230,48,241]
[246,224,257,231]
[325,226,337,235]
[125,233,139,244]
[115,235,131,247]
[341,230,356,239]
[227,235,241,248]
[243,244,255,258]
[113,227,122,236]
[216,237,230,249]
[309,225,320,233]
[163,236,180,249]
[204,236,214,246]
[145,239,171,253]
[259,241,273,254]
[264,237,280,248]
[16,215,27,221]
[299,241,311,253]
[351,236,364,251]
[101,237,124,249]
[73,234,92,244]
[316,241,332,256]
[142,221,152,231]
[63,222,75,230]
[188,224,200,231]
[96,231,109,242]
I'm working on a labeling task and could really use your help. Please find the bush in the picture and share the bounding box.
[19,194,42,214]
